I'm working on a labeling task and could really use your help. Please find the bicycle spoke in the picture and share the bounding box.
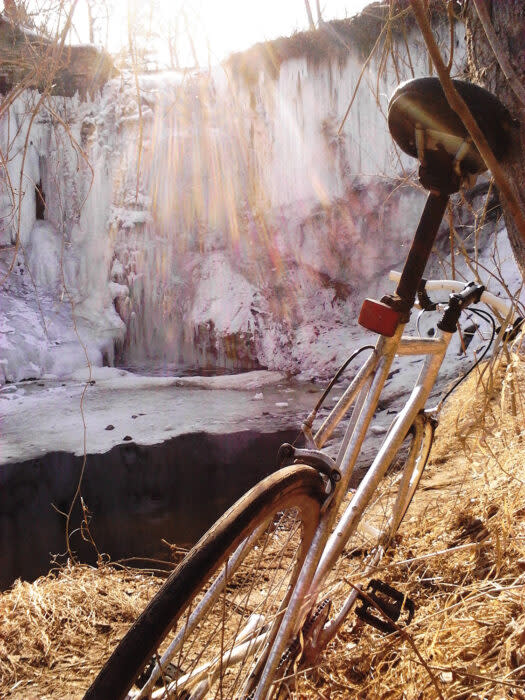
[132,507,308,699]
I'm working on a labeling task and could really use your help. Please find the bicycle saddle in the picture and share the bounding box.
[388,77,514,177]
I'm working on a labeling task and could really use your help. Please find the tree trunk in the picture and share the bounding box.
[315,0,323,25]
[304,0,316,31]
[465,1,525,277]
[87,0,95,44]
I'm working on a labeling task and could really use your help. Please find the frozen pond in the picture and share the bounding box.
[1,369,325,588]
[0,337,491,590]
[0,369,320,465]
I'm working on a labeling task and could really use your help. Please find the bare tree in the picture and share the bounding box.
[182,8,199,68]
[3,0,32,26]
[304,0,316,31]
[86,0,96,43]
[315,0,323,25]
[166,10,182,70]
[407,0,525,277]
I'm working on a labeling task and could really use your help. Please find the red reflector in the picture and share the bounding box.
[358,299,401,337]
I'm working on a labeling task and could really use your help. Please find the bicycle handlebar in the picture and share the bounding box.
[388,270,517,322]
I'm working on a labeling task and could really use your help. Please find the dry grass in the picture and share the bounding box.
[298,349,525,699]
[0,564,164,699]
[1,349,524,699]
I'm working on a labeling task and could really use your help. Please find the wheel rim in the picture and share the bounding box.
[131,506,315,699]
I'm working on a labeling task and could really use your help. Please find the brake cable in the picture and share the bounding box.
[312,344,375,415]
[289,344,375,450]
[437,306,497,410]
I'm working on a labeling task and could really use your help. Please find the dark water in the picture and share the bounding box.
[0,428,298,590]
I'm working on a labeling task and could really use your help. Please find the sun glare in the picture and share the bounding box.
[73,0,371,68]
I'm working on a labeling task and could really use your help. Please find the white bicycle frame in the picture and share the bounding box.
[137,273,517,700]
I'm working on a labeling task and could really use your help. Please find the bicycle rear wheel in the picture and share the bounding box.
[84,465,326,700]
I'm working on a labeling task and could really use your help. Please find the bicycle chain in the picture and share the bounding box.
[278,597,332,670]
[241,599,332,700]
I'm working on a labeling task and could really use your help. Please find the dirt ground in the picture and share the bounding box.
[1,352,524,699]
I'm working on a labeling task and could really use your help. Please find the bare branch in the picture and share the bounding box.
[409,0,525,246]
[315,0,323,25]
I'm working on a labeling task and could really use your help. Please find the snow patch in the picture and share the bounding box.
[109,281,129,299]
[190,253,257,335]
[69,366,284,391]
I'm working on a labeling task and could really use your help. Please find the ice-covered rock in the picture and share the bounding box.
[106,10,473,376]
[0,7,523,387]
[0,81,124,383]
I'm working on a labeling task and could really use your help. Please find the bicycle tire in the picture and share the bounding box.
[84,465,326,700]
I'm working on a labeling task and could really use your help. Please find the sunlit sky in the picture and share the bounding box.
[71,0,372,66]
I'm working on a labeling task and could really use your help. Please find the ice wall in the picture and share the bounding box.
[0,89,124,383]
[1,8,521,384]
[113,12,470,376]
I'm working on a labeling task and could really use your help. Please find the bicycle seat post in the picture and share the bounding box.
[390,180,453,314]
[358,183,451,335]
[359,140,461,335]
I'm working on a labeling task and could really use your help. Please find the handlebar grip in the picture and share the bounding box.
[388,270,517,322]
[437,283,485,333]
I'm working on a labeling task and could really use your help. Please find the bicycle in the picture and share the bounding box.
[85,77,522,700]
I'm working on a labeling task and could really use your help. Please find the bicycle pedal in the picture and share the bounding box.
[355,579,414,634]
